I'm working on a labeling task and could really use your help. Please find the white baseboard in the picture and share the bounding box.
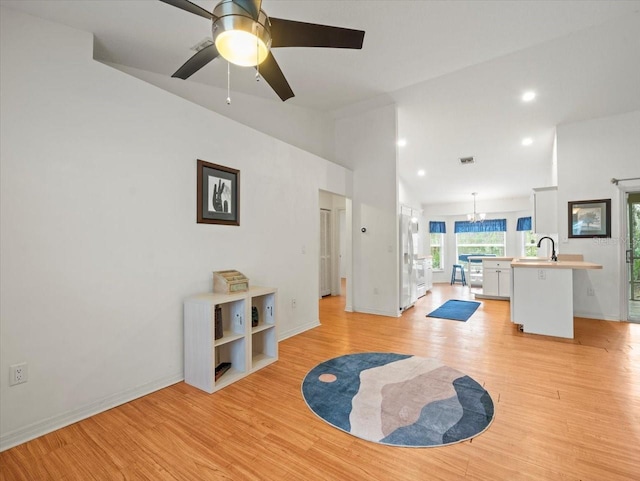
[278,320,320,341]
[353,306,400,318]
[573,311,621,322]
[0,372,183,452]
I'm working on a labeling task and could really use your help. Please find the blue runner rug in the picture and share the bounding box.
[426,300,481,322]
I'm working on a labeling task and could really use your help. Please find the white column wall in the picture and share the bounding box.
[335,104,399,316]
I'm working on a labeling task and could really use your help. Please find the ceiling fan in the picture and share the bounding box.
[159,0,365,101]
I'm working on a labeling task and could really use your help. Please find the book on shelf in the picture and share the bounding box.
[214,362,231,381]
[214,305,223,340]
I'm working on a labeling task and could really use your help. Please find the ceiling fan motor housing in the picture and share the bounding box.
[212,0,272,66]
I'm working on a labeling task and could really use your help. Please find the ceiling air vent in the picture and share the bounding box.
[459,156,475,165]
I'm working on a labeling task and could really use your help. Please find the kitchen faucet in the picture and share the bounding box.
[537,236,558,261]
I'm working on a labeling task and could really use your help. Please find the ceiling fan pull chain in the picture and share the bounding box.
[226,61,231,105]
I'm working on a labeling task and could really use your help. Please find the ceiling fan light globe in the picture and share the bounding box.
[215,30,269,66]
[212,2,271,67]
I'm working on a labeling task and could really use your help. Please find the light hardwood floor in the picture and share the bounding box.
[2,284,640,480]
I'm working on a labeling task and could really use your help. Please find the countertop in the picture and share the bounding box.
[474,256,514,261]
[510,258,602,270]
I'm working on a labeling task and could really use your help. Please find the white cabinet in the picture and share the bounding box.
[532,187,558,234]
[416,257,433,298]
[479,259,512,299]
[425,258,433,292]
[184,286,277,393]
[483,269,499,295]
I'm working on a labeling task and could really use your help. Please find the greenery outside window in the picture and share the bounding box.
[430,233,443,270]
[523,231,537,257]
[456,231,506,259]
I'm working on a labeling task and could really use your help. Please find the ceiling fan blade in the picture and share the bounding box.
[158,0,214,20]
[269,18,365,49]
[172,44,219,79]
[233,0,262,20]
[256,52,294,101]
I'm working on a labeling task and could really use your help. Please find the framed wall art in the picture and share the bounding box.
[197,160,240,226]
[568,198,611,238]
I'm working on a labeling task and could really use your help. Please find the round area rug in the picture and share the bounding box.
[301,352,494,447]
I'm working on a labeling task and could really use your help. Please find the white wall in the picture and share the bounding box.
[335,104,399,316]
[0,8,352,450]
[113,63,335,162]
[556,110,640,320]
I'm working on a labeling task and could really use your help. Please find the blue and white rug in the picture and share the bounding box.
[301,352,494,447]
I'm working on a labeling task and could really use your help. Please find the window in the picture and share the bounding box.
[456,231,506,259]
[523,230,537,256]
[516,216,536,256]
[429,221,446,271]
[430,233,443,270]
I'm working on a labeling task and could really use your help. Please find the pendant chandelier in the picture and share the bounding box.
[467,192,486,223]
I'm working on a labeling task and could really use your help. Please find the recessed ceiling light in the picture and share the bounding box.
[417,169,426,176]
[522,91,536,102]
[522,137,533,146]
[397,139,407,147]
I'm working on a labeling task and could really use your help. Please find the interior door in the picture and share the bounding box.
[627,193,640,322]
[320,209,331,297]
[339,209,346,279]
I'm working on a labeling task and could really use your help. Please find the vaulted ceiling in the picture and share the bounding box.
[3,0,640,205]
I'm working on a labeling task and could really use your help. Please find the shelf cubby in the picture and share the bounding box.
[251,325,277,371]
[184,287,278,393]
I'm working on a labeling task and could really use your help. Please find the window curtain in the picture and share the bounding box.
[454,219,507,233]
[429,221,446,234]
[516,216,532,231]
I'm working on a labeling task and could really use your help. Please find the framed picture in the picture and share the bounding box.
[197,160,240,225]
[568,198,611,238]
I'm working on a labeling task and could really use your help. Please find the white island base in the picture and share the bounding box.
[511,267,574,338]
[510,259,602,339]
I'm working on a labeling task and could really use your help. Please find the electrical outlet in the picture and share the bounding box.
[10,363,27,386]
[538,269,546,280]
[587,288,595,297]
[291,299,296,309]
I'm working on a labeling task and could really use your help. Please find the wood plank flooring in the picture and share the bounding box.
[2,284,640,480]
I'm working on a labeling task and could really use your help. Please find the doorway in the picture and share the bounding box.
[627,192,640,322]
[319,190,351,308]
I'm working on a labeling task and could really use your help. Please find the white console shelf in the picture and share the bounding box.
[184,286,278,393]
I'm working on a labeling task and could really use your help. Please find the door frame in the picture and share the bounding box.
[319,208,332,297]
[618,185,640,321]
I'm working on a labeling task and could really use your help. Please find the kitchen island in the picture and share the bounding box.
[510,258,602,338]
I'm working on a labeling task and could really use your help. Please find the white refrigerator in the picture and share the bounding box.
[400,214,418,311]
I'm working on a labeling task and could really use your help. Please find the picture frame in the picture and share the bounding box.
[568,198,611,238]
[197,160,240,226]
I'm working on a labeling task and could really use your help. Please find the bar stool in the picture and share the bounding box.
[450,264,467,286]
